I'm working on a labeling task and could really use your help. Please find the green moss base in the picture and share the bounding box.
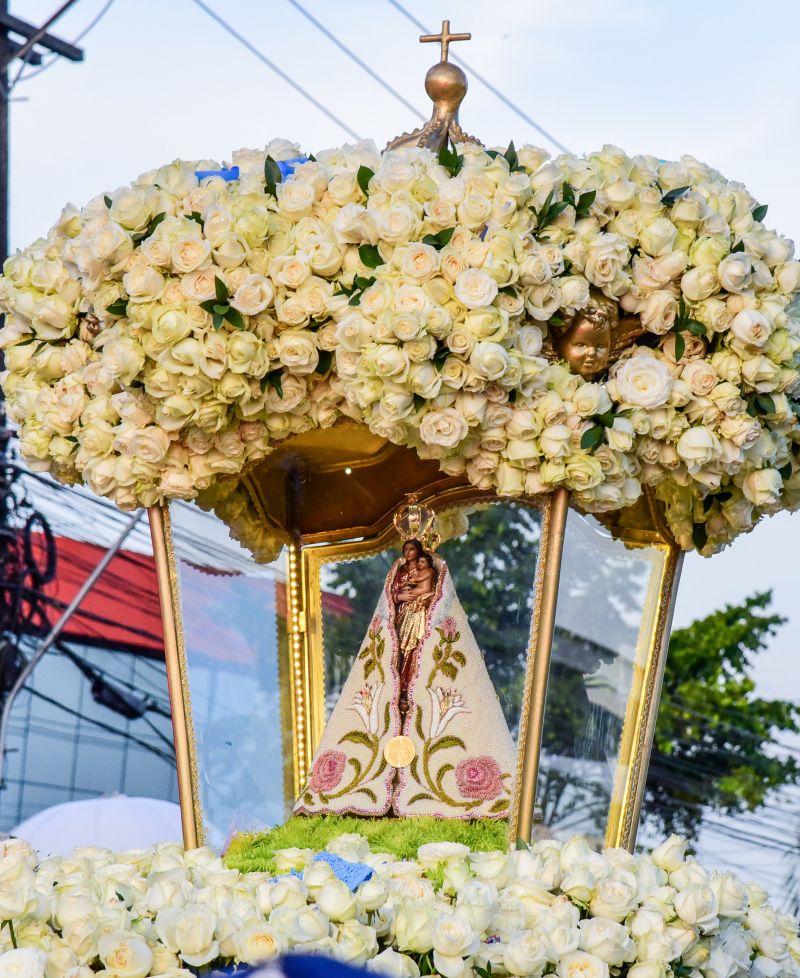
[224,815,509,873]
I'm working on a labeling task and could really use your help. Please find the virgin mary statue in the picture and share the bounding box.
[295,502,517,820]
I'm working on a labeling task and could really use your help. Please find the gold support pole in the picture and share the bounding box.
[514,486,570,843]
[148,505,199,849]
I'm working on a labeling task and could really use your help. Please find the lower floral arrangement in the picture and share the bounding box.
[0,831,797,978]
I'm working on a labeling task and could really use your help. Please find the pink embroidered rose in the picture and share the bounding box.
[369,615,382,634]
[309,750,347,793]
[440,617,458,640]
[455,755,504,800]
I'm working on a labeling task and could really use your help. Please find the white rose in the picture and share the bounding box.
[316,879,357,922]
[419,408,468,448]
[650,835,687,873]
[154,905,219,967]
[270,253,311,289]
[681,266,718,302]
[122,264,165,302]
[399,243,440,281]
[333,203,379,244]
[470,341,508,381]
[230,274,274,315]
[681,360,718,396]
[269,906,329,944]
[676,426,721,470]
[97,932,153,978]
[503,933,549,977]
[731,309,772,347]
[232,921,286,964]
[711,873,748,919]
[334,920,379,967]
[454,268,499,309]
[741,468,782,507]
[584,233,629,286]
[560,275,591,312]
[589,875,639,922]
[432,913,479,977]
[356,878,388,913]
[639,290,678,335]
[673,884,719,931]
[775,260,800,294]
[557,951,610,978]
[612,355,672,408]
[171,237,210,274]
[578,918,636,966]
[639,217,678,257]
[366,948,420,978]
[0,950,46,978]
[717,253,753,293]
[274,329,319,375]
[469,850,509,887]
[392,901,437,953]
[573,383,612,417]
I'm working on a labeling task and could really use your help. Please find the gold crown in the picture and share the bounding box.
[393,494,441,553]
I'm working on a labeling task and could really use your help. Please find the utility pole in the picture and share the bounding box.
[0,4,83,675]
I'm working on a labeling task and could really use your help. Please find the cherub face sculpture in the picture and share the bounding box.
[544,289,645,381]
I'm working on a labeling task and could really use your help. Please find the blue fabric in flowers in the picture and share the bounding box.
[313,851,372,890]
[277,157,308,178]
[195,166,240,181]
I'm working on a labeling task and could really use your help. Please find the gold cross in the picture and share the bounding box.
[419,19,471,64]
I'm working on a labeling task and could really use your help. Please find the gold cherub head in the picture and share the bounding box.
[543,289,645,380]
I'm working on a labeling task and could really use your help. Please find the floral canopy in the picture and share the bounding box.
[1,138,799,555]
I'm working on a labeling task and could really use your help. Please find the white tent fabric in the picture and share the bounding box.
[9,795,182,856]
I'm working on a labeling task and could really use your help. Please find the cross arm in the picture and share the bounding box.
[0,10,83,61]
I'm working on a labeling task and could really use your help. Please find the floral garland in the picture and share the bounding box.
[0,834,797,978]
[1,139,799,554]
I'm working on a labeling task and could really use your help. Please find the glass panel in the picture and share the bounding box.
[538,510,666,841]
[169,501,288,848]
[310,501,543,816]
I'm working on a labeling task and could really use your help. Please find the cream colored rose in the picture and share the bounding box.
[741,468,782,506]
[681,360,718,396]
[375,205,419,244]
[419,408,468,448]
[273,329,318,375]
[539,424,572,459]
[102,336,145,384]
[731,309,772,347]
[181,267,219,302]
[717,253,753,293]
[230,274,274,315]
[612,355,672,408]
[276,179,316,218]
[573,383,612,417]
[122,264,165,302]
[0,950,46,978]
[333,203,379,244]
[270,253,311,289]
[578,918,636,966]
[31,295,74,340]
[97,932,153,978]
[584,233,629,287]
[639,290,678,334]
[316,879,357,922]
[454,268,498,309]
[155,905,219,968]
[469,341,508,381]
[676,426,721,469]
[681,266,718,302]
[366,948,420,977]
[87,222,132,263]
[171,237,211,274]
[392,901,437,954]
[639,217,678,257]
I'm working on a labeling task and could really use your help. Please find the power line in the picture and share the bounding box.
[189,0,361,142]
[384,0,572,155]
[285,0,424,122]
[13,0,117,89]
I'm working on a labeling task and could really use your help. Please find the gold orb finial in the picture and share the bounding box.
[385,18,481,153]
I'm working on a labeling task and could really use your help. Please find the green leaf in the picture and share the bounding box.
[435,762,454,790]
[752,203,768,223]
[778,463,792,480]
[104,195,112,208]
[199,299,218,313]
[731,240,745,253]
[575,189,597,219]
[106,298,128,317]
[264,155,282,197]
[213,303,229,315]
[674,332,686,360]
[755,394,776,415]
[357,165,374,197]
[429,735,467,755]
[580,425,604,450]
[423,226,457,251]
[692,522,708,552]
[316,350,333,376]
[514,837,530,851]
[355,787,377,802]
[407,792,435,805]
[433,346,449,372]
[498,285,517,297]
[488,799,508,813]
[684,318,707,337]
[504,140,518,171]
[561,183,575,206]
[358,243,383,268]
[265,369,284,398]
[225,307,245,330]
[188,211,204,227]
[214,276,229,302]
[437,143,464,177]
[597,410,616,428]
[338,730,374,748]
[212,313,224,331]
[348,756,363,779]
[661,185,690,206]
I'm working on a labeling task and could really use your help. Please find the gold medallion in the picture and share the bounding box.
[384,735,416,768]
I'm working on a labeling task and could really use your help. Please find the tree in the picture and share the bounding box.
[645,591,800,839]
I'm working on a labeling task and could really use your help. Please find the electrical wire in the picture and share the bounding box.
[188,0,361,141]
[12,0,117,89]
[285,0,424,122]
[385,0,572,155]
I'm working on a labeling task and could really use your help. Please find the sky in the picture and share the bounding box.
[9,0,800,896]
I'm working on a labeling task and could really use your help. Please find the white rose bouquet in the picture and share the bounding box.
[0,834,797,978]
[1,138,799,555]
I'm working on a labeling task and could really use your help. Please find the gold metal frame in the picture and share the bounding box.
[148,505,202,848]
